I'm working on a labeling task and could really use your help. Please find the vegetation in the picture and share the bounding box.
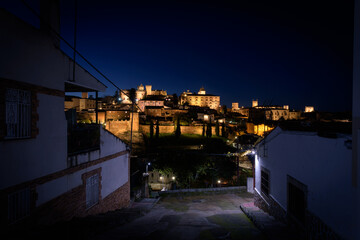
[144,134,249,188]
[149,121,154,138]
[221,122,227,138]
[206,121,212,138]
[202,122,205,137]
[175,115,181,138]
[215,121,220,136]
[155,120,159,138]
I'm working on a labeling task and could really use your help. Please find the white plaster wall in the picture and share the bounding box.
[36,127,128,207]
[0,9,65,91]
[36,153,128,207]
[256,129,353,238]
[0,94,67,189]
[36,175,68,206]
[0,9,106,92]
[100,154,128,198]
[99,127,127,158]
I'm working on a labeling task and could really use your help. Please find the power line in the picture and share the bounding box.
[20,0,144,113]
[20,0,147,154]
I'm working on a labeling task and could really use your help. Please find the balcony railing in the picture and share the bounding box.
[67,123,100,156]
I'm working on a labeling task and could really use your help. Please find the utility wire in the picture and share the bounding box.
[20,0,144,113]
[20,0,147,155]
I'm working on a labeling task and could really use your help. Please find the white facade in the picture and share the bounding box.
[0,5,129,225]
[255,127,354,239]
[138,99,164,112]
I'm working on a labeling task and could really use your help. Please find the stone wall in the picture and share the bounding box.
[140,124,220,136]
[106,120,131,135]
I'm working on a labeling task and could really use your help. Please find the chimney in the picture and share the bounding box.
[40,0,60,48]
[82,92,88,99]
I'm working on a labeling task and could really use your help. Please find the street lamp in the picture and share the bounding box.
[144,162,151,198]
[160,176,164,191]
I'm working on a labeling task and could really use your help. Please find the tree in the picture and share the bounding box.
[206,120,212,138]
[172,93,178,107]
[215,120,220,136]
[202,122,206,137]
[128,88,136,103]
[175,115,181,138]
[221,122,226,137]
[220,105,227,115]
[113,90,119,98]
[129,88,137,153]
[149,121,154,138]
[156,120,159,138]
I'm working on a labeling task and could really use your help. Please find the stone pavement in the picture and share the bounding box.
[6,193,303,240]
[92,192,266,240]
[5,198,160,240]
[240,202,304,240]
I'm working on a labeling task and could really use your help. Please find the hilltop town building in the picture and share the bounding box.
[120,84,167,104]
[180,88,220,110]
[305,106,315,112]
[64,92,96,111]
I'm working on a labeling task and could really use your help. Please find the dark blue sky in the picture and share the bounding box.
[2,0,354,111]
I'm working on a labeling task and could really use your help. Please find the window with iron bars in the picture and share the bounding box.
[261,168,270,197]
[86,174,100,209]
[5,88,31,139]
[8,188,31,223]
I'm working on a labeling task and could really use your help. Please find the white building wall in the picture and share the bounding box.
[100,155,128,198]
[256,129,353,239]
[0,9,64,91]
[36,127,128,207]
[36,153,128,207]
[0,93,67,189]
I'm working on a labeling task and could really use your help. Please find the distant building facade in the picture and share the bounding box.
[65,92,96,112]
[120,84,167,104]
[180,88,220,110]
[138,98,165,112]
[305,106,315,112]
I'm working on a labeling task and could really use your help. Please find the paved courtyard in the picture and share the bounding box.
[92,192,266,240]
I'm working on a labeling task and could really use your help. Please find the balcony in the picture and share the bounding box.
[67,123,100,156]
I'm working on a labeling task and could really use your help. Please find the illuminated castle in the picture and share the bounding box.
[120,84,167,104]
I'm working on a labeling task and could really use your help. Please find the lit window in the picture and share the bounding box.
[5,88,31,139]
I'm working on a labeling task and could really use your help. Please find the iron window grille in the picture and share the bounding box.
[86,174,100,209]
[5,88,31,139]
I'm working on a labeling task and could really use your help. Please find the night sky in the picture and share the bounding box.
[2,0,354,111]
